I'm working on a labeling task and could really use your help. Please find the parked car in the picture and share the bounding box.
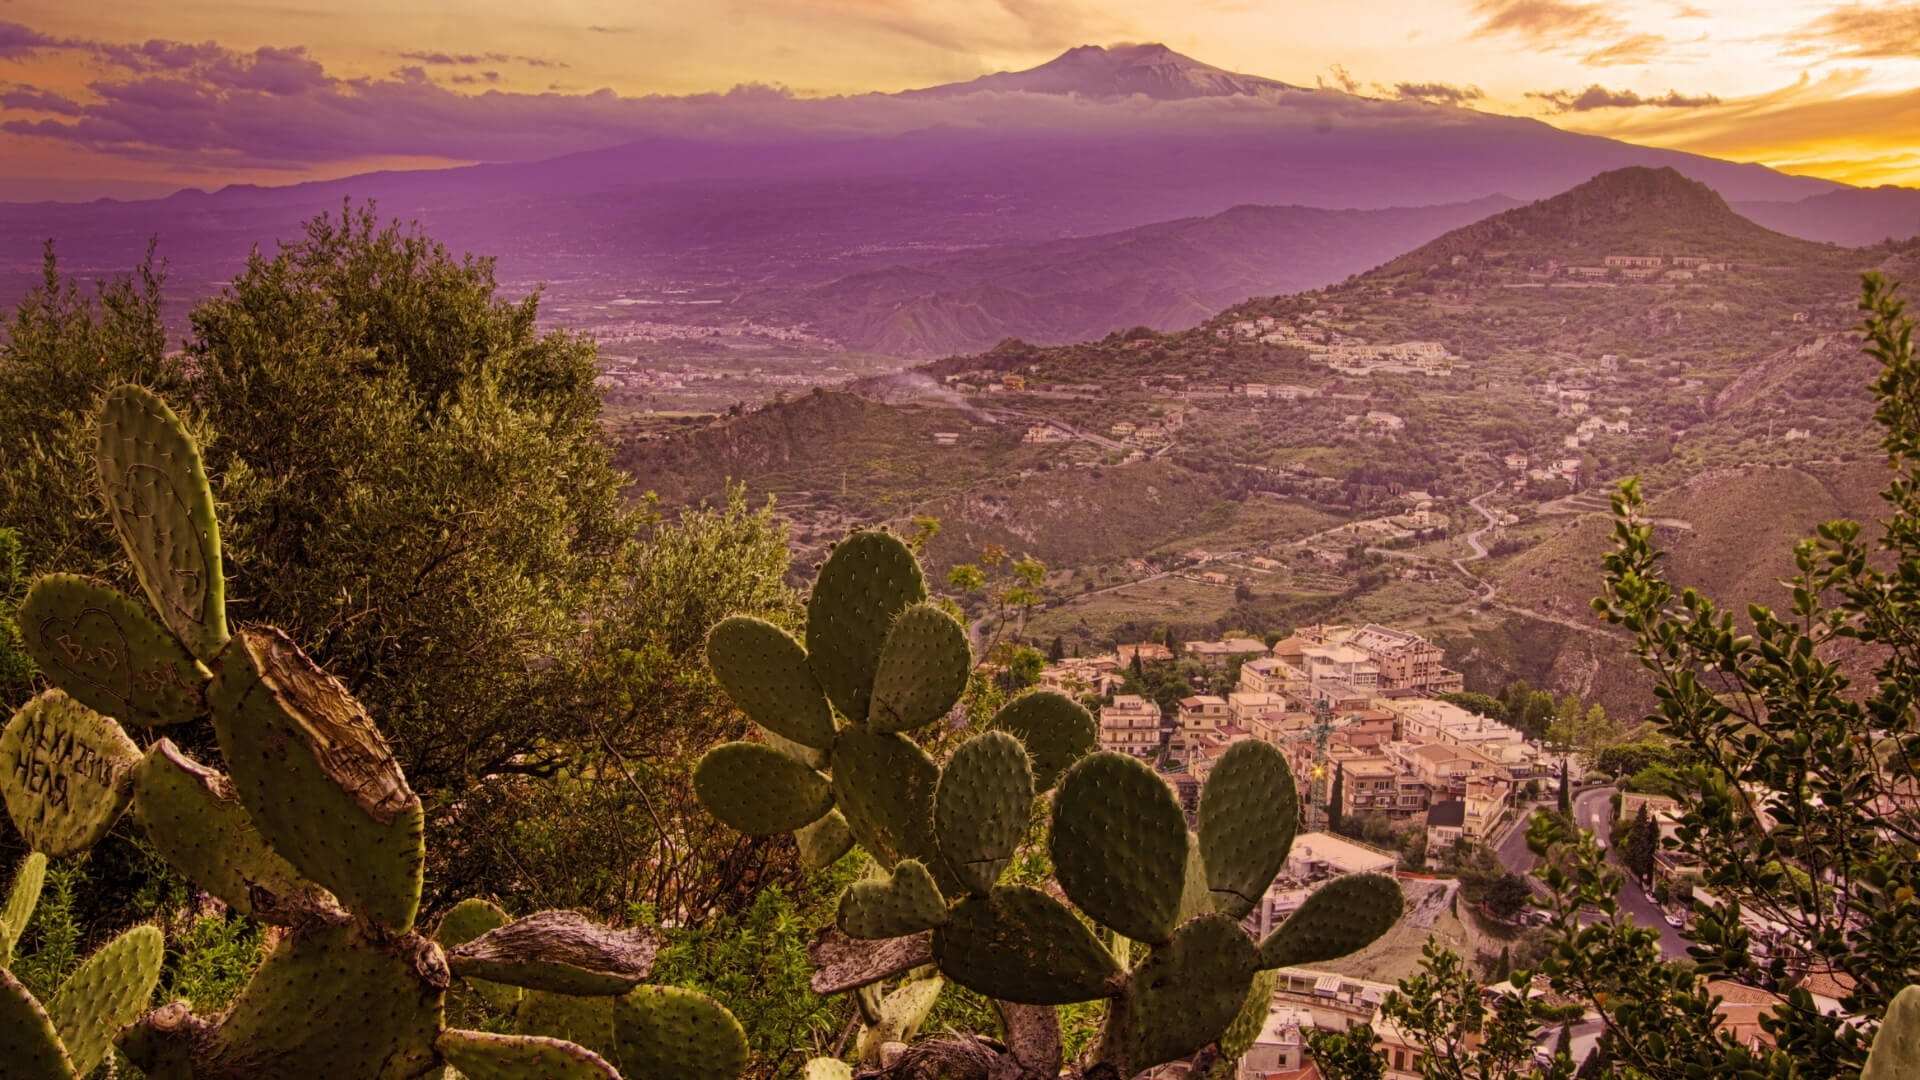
[1664,912,1685,928]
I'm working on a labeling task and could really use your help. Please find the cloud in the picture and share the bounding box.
[586,25,632,34]
[1469,0,1623,44]
[1528,84,1722,112]
[1389,81,1484,105]
[450,71,502,85]
[0,83,82,115]
[1581,33,1670,65]
[1792,2,1920,59]
[398,50,568,68]
[0,19,69,59]
[1316,63,1361,93]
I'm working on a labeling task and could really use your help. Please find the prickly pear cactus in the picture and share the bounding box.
[3,384,753,1080]
[1865,985,1920,1080]
[694,526,1406,1079]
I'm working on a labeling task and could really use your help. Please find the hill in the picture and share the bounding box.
[1380,167,1830,273]
[776,196,1522,358]
[905,43,1303,100]
[1736,186,1920,247]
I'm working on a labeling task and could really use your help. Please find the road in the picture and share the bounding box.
[1572,787,1690,960]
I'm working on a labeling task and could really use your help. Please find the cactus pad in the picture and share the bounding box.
[856,974,944,1061]
[866,603,970,733]
[795,808,855,869]
[1257,873,1403,969]
[18,575,205,726]
[837,859,950,939]
[0,690,139,857]
[1866,984,1920,1080]
[989,691,1095,793]
[614,986,749,1080]
[130,740,329,921]
[805,530,925,721]
[1051,751,1189,945]
[806,1058,854,1080]
[208,624,424,932]
[1215,968,1280,1067]
[933,731,1033,897]
[706,616,837,749]
[1198,740,1297,919]
[514,991,618,1064]
[1118,914,1261,1071]
[932,885,1122,1006]
[435,1029,618,1080]
[1175,832,1214,924]
[2,851,47,966]
[94,384,228,661]
[0,967,74,1080]
[694,741,833,836]
[831,728,945,882]
[47,923,164,1076]
[448,910,659,996]
[147,921,444,1080]
[436,898,522,1013]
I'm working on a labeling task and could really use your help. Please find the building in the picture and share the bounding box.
[1285,832,1398,879]
[1227,691,1287,726]
[1239,657,1304,695]
[1300,643,1380,691]
[1176,695,1231,751]
[1345,624,1463,695]
[1099,695,1162,759]
[1186,638,1270,669]
[1620,791,1680,819]
[1425,800,1466,852]
[1236,1005,1320,1080]
[1604,255,1664,268]
[1117,642,1173,665]
[1337,757,1401,817]
[1037,657,1123,698]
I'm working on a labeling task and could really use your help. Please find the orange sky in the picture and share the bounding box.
[1,0,1915,199]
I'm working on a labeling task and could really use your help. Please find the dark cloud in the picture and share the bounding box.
[450,71,502,85]
[1793,2,1920,59]
[0,19,69,59]
[0,83,83,115]
[1469,0,1623,43]
[1389,81,1484,105]
[1528,84,1722,112]
[1582,33,1670,65]
[93,39,229,71]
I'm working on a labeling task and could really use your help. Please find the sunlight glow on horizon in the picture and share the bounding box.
[0,0,1916,196]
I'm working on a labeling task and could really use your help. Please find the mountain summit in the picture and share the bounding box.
[909,43,1301,100]
[1383,166,1822,270]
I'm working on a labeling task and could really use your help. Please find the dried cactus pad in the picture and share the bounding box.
[866,603,970,733]
[1122,914,1262,1070]
[18,575,204,726]
[48,923,164,1077]
[2,851,48,966]
[613,985,749,1080]
[0,967,75,1080]
[0,689,139,857]
[435,1029,619,1080]
[934,730,1033,897]
[932,885,1122,1006]
[837,859,950,939]
[435,898,522,1012]
[448,911,659,996]
[130,740,327,920]
[1198,740,1298,919]
[989,691,1095,793]
[1050,751,1189,945]
[694,741,833,836]
[208,624,424,933]
[805,530,926,722]
[1257,872,1404,969]
[94,384,228,662]
[706,616,836,750]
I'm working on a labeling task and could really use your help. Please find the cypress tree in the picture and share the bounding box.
[1557,759,1572,816]
[1326,766,1344,833]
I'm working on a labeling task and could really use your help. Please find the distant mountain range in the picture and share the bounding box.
[0,44,1912,362]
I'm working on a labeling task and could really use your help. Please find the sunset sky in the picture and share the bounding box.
[0,0,1915,201]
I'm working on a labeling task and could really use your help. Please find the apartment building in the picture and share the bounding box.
[1099,695,1163,759]
[1345,624,1464,694]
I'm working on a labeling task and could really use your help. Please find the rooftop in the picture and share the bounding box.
[1426,800,1466,828]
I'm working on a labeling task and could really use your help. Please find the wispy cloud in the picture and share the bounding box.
[1791,2,1920,60]
[1528,84,1721,111]
[397,50,567,69]
[0,83,82,115]
[0,19,69,59]
[1316,63,1361,93]
[1582,33,1670,66]
[1469,0,1623,44]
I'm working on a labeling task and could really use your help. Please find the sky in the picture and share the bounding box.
[0,0,1915,201]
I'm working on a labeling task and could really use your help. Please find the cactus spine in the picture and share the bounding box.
[0,385,749,1080]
